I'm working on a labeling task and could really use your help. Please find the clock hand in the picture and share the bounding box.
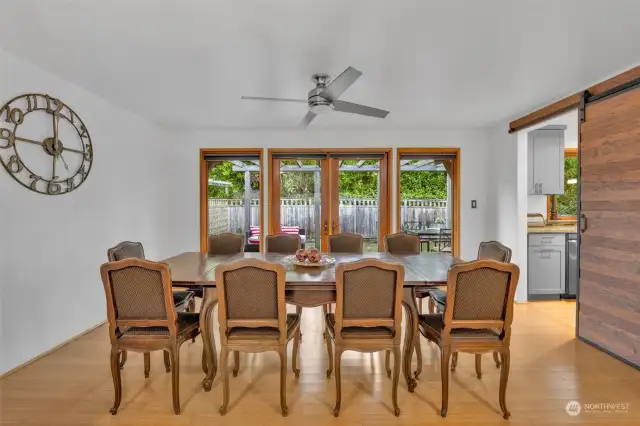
[59,152,69,170]
[13,135,45,146]
[52,152,57,181]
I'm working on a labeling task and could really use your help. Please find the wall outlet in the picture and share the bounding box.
[471,200,477,208]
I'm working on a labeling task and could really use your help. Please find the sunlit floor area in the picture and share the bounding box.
[1,301,639,426]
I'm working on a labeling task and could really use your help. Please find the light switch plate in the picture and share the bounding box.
[471,200,477,208]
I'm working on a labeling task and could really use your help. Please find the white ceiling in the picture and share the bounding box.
[1,0,639,130]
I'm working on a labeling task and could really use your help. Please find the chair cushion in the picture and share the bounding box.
[325,313,394,339]
[117,312,200,338]
[226,313,300,341]
[419,314,501,339]
[172,290,194,307]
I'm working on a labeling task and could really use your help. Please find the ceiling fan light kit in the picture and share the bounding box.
[241,66,389,128]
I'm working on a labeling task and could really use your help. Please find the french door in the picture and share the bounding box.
[269,150,390,252]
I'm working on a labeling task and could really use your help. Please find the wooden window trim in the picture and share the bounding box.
[199,148,264,252]
[546,148,578,221]
[267,148,392,252]
[396,148,461,258]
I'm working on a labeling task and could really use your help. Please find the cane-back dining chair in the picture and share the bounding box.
[100,258,202,415]
[418,259,520,419]
[383,232,424,377]
[423,240,512,377]
[328,232,364,254]
[325,233,364,314]
[215,258,300,417]
[325,259,405,417]
[265,233,302,254]
[107,241,195,371]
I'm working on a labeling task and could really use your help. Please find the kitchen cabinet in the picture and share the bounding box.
[527,125,565,195]
[528,233,565,298]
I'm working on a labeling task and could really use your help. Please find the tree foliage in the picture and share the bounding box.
[207,160,448,200]
[556,156,578,216]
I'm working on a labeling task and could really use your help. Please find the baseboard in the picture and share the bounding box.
[0,320,106,379]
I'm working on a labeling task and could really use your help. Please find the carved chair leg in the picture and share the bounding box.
[295,306,303,342]
[144,352,151,378]
[292,328,301,378]
[414,335,423,379]
[170,345,181,415]
[385,350,391,378]
[499,349,511,420]
[164,350,171,373]
[232,351,240,377]
[392,346,401,417]
[440,346,451,418]
[475,354,482,379]
[324,329,333,378]
[118,350,127,370]
[219,347,230,415]
[201,350,208,375]
[493,351,501,368]
[278,346,289,417]
[109,347,122,415]
[418,297,423,313]
[333,347,343,417]
[428,297,435,314]
[450,352,458,372]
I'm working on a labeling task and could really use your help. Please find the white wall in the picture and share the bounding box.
[173,128,497,261]
[525,110,579,219]
[0,49,176,374]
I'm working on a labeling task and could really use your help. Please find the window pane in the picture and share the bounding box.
[207,160,260,247]
[557,156,578,217]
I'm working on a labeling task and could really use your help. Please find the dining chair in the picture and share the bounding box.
[100,258,202,415]
[328,232,364,254]
[424,241,512,377]
[325,233,364,314]
[325,259,404,417]
[265,233,302,254]
[190,233,245,300]
[215,258,300,417]
[418,259,520,419]
[384,232,420,254]
[438,228,452,253]
[107,241,195,371]
[383,232,424,377]
[208,232,245,255]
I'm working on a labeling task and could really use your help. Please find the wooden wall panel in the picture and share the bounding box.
[578,86,640,367]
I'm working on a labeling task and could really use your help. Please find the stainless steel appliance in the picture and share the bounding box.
[564,233,578,299]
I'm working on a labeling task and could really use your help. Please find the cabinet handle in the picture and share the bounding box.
[539,183,543,194]
[580,214,587,233]
[323,220,328,233]
[534,183,538,194]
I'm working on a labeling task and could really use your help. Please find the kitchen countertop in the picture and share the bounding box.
[528,224,577,233]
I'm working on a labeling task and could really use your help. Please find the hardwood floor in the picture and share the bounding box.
[2,301,639,425]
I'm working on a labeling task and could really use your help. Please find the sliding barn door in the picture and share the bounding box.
[578,84,640,366]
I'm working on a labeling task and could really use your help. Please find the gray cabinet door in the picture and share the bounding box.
[528,246,565,294]
[527,126,565,195]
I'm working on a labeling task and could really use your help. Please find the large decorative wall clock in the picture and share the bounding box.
[0,93,93,195]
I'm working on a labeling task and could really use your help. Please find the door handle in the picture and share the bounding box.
[332,222,338,233]
[580,214,587,233]
[323,220,328,233]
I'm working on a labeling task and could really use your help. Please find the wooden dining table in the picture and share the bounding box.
[163,251,462,393]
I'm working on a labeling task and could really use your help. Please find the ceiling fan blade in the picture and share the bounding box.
[241,96,308,103]
[333,100,389,118]
[299,111,317,129]
[320,66,362,100]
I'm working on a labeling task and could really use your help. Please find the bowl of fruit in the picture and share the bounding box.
[285,249,335,267]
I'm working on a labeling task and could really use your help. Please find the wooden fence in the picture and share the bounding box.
[208,198,448,239]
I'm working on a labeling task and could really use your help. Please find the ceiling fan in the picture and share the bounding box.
[241,66,389,128]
